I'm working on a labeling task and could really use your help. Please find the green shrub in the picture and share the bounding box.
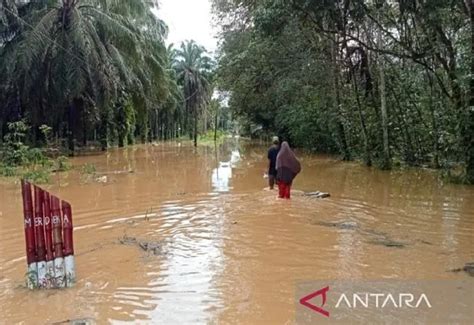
[198,130,228,146]
[23,170,50,184]
[0,164,17,177]
[39,124,53,147]
[55,156,72,171]
[81,163,96,175]
[0,121,58,184]
[2,120,31,166]
[79,163,97,183]
[26,148,53,168]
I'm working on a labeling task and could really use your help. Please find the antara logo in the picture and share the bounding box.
[300,286,433,318]
[299,286,330,317]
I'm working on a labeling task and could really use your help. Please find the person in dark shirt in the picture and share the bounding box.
[267,136,280,189]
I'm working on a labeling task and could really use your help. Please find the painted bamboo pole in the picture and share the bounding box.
[61,200,75,287]
[51,196,65,288]
[21,180,37,289]
[42,190,55,288]
[33,185,47,288]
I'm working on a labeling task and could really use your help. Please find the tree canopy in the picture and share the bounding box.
[1,0,472,183]
[0,0,222,153]
[172,40,215,146]
[212,0,473,183]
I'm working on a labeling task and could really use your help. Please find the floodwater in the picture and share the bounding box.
[0,140,473,324]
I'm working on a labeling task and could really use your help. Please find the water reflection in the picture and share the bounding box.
[212,162,232,192]
[144,197,225,323]
[230,150,241,166]
[441,197,461,269]
[212,149,241,192]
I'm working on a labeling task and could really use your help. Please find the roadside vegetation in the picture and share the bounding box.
[212,0,474,183]
[1,1,472,184]
[0,120,71,183]
[0,0,232,182]
[198,130,228,146]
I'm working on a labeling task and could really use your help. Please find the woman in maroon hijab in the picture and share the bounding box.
[276,141,301,199]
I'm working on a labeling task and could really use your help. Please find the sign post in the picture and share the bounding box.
[21,181,75,289]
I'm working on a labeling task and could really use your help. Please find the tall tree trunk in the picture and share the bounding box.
[118,117,125,147]
[99,106,109,151]
[466,0,474,183]
[203,108,208,134]
[214,105,218,143]
[193,105,198,147]
[331,37,351,160]
[352,69,372,166]
[374,4,390,169]
[67,103,75,156]
[188,103,193,139]
[390,86,415,164]
[186,101,193,140]
[378,48,390,169]
[427,72,440,168]
[427,15,471,181]
[82,108,87,146]
[380,68,390,167]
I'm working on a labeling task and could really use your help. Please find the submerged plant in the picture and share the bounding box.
[81,163,97,175]
[55,156,72,172]
[2,120,31,166]
[0,164,17,177]
[80,163,97,183]
[23,169,50,184]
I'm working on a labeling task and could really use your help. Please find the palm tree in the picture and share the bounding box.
[0,0,20,42]
[0,0,170,152]
[172,40,214,146]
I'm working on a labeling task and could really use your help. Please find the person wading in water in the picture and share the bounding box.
[267,136,280,190]
[276,141,301,199]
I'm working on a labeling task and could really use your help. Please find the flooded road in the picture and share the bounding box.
[0,140,473,324]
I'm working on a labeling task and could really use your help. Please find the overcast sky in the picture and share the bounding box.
[157,0,218,55]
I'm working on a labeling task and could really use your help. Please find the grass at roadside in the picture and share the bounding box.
[198,130,228,146]
[175,130,229,147]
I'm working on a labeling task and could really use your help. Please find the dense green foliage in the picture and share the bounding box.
[0,0,173,151]
[2,0,471,184]
[0,0,226,161]
[0,120,70,183]
[213,0,474,182]
[171,40,215,146]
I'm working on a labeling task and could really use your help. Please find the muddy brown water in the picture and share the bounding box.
[0,140,473,324]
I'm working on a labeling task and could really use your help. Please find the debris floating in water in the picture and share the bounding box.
[449,262,474,277]
[314,218,408,248]
[119,235,163,256]
[119,235,137,245]
[139,242,161,255]
[303,191,330,199]
[51,318,95,325]
[95,176,108,183]
[315,220,358,230]
[368,238,406,248]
